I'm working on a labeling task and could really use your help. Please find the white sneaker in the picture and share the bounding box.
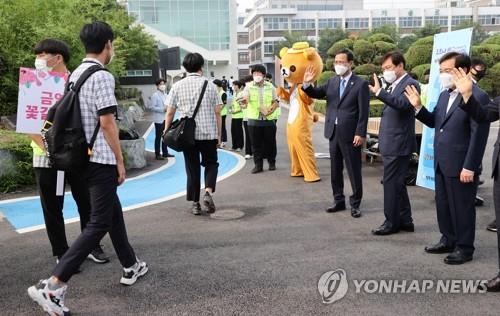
[28,279,69,316]
[120,260,148,286]
[244,154,252,160]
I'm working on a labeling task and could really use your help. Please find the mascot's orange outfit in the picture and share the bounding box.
[276,42,323,182]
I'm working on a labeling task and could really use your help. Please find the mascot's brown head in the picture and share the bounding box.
[279,42,323,85]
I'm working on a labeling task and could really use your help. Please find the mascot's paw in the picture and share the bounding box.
[313,113,319,123]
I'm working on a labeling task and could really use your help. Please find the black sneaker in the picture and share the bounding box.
[120,260,148,286]
[203,191,216,214]
[268,162,276,171]
[251,166,263,174]
[192,202,202,215]
[155,155,165,160]
[163,153,174,158]
[487,220,497,232]
[87,245,110,264]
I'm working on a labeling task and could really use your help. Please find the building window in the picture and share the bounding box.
[318,18,342,29]
[263,16,289,30]
[264,41,278,56]
[238,52,249,63]
[399,16,422,28]
[291,18,315,30]
[237,33,249,45]
[479,15,500,25]
[425,15,448,26]
[451,15,472,26]
[125,70,153,77]
[238,17,245,25]
[297,4,342,11]
[345,18,369,29]
[372,17,396,28]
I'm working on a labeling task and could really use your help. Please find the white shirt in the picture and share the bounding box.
[376,73,408,96]
[447,90,460,114]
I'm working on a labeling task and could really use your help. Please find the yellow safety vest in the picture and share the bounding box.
[247,82,275,120]
[231,91,244,119]
[218,90,227,116]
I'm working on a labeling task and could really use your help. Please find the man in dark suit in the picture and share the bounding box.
[404,52,490,265]
[452,66,500,288]
[368,51,419,235]
[302,49,369,218]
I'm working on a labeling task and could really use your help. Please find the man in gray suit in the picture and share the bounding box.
[369,51,420,235]
[302,49,369,218]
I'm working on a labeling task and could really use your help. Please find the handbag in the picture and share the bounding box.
[163,80,208,152]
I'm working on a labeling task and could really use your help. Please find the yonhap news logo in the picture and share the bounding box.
[318,268,488,304]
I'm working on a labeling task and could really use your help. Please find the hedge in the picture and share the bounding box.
[327,39,354,56]
[314,99,384,118]
[0,129,35,193]
[368,33,395,44]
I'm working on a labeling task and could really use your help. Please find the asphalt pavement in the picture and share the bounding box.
[1,110,500,315]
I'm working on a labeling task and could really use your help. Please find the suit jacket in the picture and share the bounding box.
[460,94,500,178]
[416,85,490,178]
[377,74,419,156]
[302,74,369,142]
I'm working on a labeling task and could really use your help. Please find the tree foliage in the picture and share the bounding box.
[317,28,349,60]
[0,0,157,116]
[274,31,315,57]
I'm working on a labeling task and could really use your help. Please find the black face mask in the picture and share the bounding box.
[474,69,486,81]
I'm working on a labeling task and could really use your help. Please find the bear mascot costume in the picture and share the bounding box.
[276,42,323,182]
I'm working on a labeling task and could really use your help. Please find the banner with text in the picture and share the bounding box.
[16,68,68,134]
[416,28,473,190]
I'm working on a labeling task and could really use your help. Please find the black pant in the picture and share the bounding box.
[53,163,137,282]
[243,121,252,156]
[248,123,277,166]
[231,118,244,150]
[435,166,477,256]
[221,115,227,143]
[494,174,500,269]
[382,155,413,228]
[182,140,219,202]
[329,130,363,208]
[35,168,91,257]
[154,122,169,156]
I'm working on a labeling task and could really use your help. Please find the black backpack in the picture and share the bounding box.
[41,64,107,170]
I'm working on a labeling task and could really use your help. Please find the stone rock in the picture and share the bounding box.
[128,105,144,122]
[120,138,146,170]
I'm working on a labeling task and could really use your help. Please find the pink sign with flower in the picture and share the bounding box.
[16,67,68,134]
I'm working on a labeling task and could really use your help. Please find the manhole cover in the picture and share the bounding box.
[210,209,245,220]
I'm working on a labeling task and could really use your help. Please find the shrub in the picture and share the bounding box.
[482,34,500,45]
[368,33,395,44]
[327,39,354,56]
[414,35,434,46]
[470,44,500,68]
[405,44,433,71]
[411,64,431,81]
[0,129,35,192]
[373,41,397,56]
[478,62,500,97]
[317,71,335,86]
[354,64,381,76]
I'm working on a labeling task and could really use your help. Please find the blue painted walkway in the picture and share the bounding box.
[0,126,244,232]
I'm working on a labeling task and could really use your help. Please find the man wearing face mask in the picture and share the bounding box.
[149,79,173,160]
[30,38,110,266]
[368,51,420,236]
[404,52,490,265]
[302,49,369,218]
[28,22,148,316]
[242,64,280,173]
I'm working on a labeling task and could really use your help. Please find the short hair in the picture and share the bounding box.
[33,39,71,63]
[242,75,254,83]
[182,52,204,73]
[471,57,487,70]
[335,48,354,62]
[79,21,114,54]
[423,68,430,76]
[381,51,406,69]
[232,80,245,89]
[251,64,266,75]
[439,52,471,72]
[265,73,272,79]
[155,78,166,86]
[213,79,223,87]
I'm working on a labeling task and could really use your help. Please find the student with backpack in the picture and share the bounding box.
[28,22,148,316]
[30,39,109,265]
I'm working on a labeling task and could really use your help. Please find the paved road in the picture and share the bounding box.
[1,110,499,315]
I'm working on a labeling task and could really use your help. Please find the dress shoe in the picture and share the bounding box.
[326,202,346,213]
[251,166,263,174]
[155,155,165,160]
[371,223,399,235]
[400,222,415,232]
[192,202,202,216]
[475,195,484,207]
[268,162,276,171]
[351,207,361,218]
[424,242,453,254]
[444,250,473,265]
[163,153,175,158]
[487,219,497,232]
[486,275,500,292]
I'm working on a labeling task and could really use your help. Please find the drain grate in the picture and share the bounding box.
[210,209,245,220]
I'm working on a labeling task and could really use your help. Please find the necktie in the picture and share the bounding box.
[340,79,346,98]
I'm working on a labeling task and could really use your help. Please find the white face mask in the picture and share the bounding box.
[440,73,454,90]
[383,70,397,84]
[35,57,55,71]
[253,75,263,83]
[334,64,349,76]
[158,84,166,91]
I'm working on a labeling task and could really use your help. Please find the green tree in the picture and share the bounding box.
[371,24,400,44]
[398,34,418,52]
[411,64,431,81]
[471,44,500,68]
[274,31,314,57]
[353,39,375,64]
[452,20,488,45]
[317,27,349,60]
[368,33,395,44]
[327,38,355,56]
[413,23,441,38]
[479,62,500,97]
[354,64,381,76]
[317,70,334,86]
